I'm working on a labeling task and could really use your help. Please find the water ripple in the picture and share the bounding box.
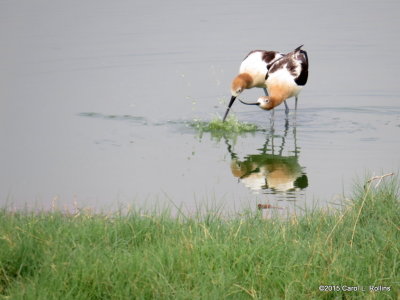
[78,112,148,125]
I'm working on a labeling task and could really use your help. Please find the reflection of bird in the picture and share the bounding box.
[222,49,284,121]
[225,120,307,194]
[239,45,309,114]
[230,154,307,193]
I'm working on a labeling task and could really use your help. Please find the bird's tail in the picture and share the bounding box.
[294,45,304,52]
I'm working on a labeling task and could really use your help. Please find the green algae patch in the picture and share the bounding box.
[190,115,263,137]
[189,115,264,141]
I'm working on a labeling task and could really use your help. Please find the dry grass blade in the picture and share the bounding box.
[351,172,395,247]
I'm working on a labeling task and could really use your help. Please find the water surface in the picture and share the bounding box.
[1,0,399,215]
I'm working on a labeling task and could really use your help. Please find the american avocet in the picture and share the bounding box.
[222,49,284,121]
[239,45,309,115]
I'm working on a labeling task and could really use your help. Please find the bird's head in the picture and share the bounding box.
[231,80,244,98]
[222,74,253,122]
[230,73,252,97]
[238,96,274,110]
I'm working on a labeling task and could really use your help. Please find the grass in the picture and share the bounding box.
[0,177,399,299]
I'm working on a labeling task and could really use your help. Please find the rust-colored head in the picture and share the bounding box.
[238,95,285,111]
[230,73,253,97]
[231,73,253,97]
[223,73,254,122]
[237,96,274,110]
[256,96,274,110]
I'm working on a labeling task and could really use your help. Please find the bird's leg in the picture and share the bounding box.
[293,96,298,126]
[284,100,289,116]
[263,88,269,96]
[270,109,275,132]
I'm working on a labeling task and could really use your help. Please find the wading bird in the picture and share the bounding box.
[222,49,284,121]
[239,45,309,115]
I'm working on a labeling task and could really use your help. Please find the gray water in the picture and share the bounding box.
[1,0,400,215]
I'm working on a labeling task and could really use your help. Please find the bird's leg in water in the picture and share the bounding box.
[263,88,269,96]
[284,100,289,116]
[293,96,298,126]
[270,109,275,132]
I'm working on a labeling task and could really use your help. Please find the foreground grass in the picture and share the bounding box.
[0,180,399,299]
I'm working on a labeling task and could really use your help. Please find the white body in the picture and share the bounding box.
[239,51,283,88]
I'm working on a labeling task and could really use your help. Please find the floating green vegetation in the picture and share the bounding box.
[190,115,264,141]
